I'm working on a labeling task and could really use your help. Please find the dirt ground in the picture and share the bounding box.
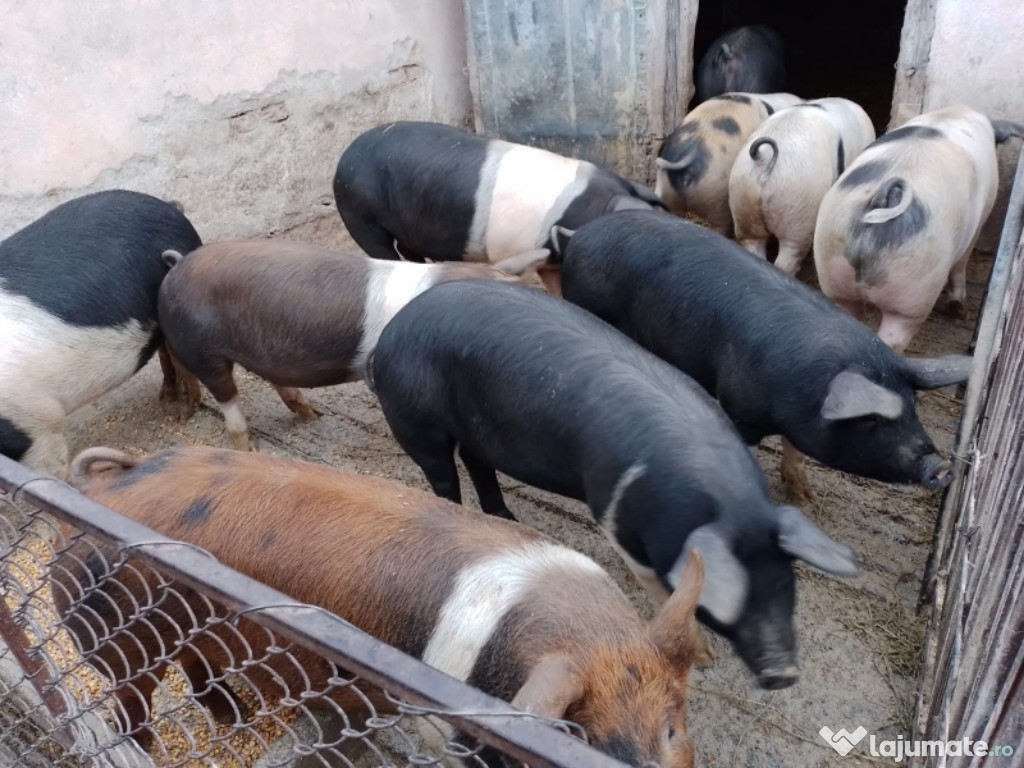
[65,214,986,768]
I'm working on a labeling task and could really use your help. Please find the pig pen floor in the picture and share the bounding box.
[67,225,987,768]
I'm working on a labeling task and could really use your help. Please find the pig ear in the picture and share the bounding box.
[492,248,551,276]
[775,506,859,577]
[674,525,748,626]
[510,654,584,720]
[652,549,715,670]
[901,354,973,390]
[821,370,903,421]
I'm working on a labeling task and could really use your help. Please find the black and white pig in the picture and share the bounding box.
[0,189,202,478]
[729,98,876,275]
[814,105,1024,353]
[369,279,859,690]
[558,210,972,503]
[695,25,787,104]
[655,92,803,234]
[333,121,662,293]
[158,240,548,451]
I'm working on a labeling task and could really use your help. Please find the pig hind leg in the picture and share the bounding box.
[773,239,810,277]
[833,298,866,321]
[944,252,970,320]
[458,446,515,519]
[738,238,769,260]
[877,312,928,356]
[185,357,252,451]
[271,385,321,422]
[779,437,814,504]
[390,425,463,503]
[158,344,202,420]
[345,216,409,261]
[109,671,162,751]
[18,402,70,480]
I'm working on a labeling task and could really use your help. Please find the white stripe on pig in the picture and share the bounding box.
[598,463,670,602]
[468,143,588,260]
[1,289,152,475]
[355,262,438,369]
[422,541,606,682]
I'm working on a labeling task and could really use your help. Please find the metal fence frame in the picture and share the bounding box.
[913,147,1024,763]
[0,453,630,768]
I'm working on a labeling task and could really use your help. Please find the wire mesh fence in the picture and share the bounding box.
[0,455,628,768]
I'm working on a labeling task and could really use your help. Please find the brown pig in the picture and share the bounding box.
[157,240,548,450]
[58,446,708,766]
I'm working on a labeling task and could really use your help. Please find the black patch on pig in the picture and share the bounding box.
[660,137,710,189]
[847,180,930,286]
[872,124,943,147]
[468,606,527,703]
[605,736,640,765]
[0,190,201,329]
[333,122,490,262]
[181,497,214,527]
[556,170,657,236]
[716,93,751,104]
[135,328,162,372]
[713,117,741,135]
[838,160,889,189]
[0,417,32,461]
[836,139,846,175]
[111,451,176,490]
[760,99,775,115]
[674,121,699,136]
[473,596,657,768]
[258,531,277,550]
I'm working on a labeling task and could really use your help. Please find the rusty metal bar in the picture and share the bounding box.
[0,455,628,768]
[0,579,81,759]
[0,596,67,720]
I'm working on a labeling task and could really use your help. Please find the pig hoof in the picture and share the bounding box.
[947,300,967,320]
[694,632,716,669]
[229,433,252,452]
[297,404,322,422]
[780,468,815,505]
[158,383,178,403]
[757,666,800,690]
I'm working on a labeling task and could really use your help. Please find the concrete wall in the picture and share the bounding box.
[922,0,1024,120]
[893,0,1024,249]
[0,0,472,245]
[925,0,1024,248]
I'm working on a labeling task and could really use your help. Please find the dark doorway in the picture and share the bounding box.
[691,0,908,134]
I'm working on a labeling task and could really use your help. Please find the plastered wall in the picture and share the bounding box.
[0,1,472,244]
[903,0,1024,249]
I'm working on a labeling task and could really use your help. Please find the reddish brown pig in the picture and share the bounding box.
[157,240,548,450]
[59,446,708,766]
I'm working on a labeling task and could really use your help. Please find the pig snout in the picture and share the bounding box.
[731,625,799,689]
[757,665,800,690]
[916,453,953,489]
